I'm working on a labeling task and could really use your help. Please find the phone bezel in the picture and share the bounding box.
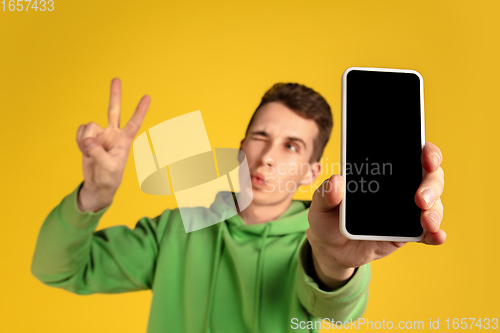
[339,66,426,242]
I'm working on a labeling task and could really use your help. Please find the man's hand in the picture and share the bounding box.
[306,141,445,290]
[76,78,151,212]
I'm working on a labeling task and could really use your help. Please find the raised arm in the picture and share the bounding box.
[31,181,170,294]
[31,78,162,294]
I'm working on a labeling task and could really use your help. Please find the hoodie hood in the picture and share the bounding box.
[208,190,311,235]
[203,191,311,333]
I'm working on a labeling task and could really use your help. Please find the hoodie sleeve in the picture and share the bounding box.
[31,181,169,295]
[295,237,371,321]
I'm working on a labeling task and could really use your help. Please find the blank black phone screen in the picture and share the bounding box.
[345,69,423,238]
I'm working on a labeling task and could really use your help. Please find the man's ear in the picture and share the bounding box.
[300,161,322,186]
[237,138,245,163]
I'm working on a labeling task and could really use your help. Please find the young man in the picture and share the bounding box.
[31,79,446,333]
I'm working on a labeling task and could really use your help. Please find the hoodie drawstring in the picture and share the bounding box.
[253,223,270,333]
[205,222,224,333]
[204,222,271,333]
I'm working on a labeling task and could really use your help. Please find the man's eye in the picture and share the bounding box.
[286,144,297,152]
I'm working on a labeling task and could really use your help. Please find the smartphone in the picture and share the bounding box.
[339,67,425,242]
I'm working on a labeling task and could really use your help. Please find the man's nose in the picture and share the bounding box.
[260,143,277,170]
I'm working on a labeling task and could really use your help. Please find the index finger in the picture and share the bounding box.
[123,95,151,139]
[421,141,443,173]
[108,78,122,128]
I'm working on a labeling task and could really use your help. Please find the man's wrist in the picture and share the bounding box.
[308,240,356,291]
[77,184,114,213]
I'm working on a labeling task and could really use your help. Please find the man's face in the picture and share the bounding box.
[240,101,322,206]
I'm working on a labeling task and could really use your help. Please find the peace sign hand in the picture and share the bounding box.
[76,78,151,212]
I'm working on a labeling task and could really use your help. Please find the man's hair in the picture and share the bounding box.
[245,82,333,163]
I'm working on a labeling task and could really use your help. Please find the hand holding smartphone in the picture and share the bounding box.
[340,67,425,242]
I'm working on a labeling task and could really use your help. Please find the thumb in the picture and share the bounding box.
[83,137,106,159]
[312,175,345,212]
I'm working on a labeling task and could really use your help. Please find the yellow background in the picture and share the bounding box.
[1,0,498,331]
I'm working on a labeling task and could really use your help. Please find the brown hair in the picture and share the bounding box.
[245,82,333,162]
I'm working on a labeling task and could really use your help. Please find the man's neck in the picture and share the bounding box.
[238,196,293,225]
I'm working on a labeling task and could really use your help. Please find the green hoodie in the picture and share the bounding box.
[31,182,371,333]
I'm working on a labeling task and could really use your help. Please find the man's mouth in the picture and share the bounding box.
[251,173,267,186]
